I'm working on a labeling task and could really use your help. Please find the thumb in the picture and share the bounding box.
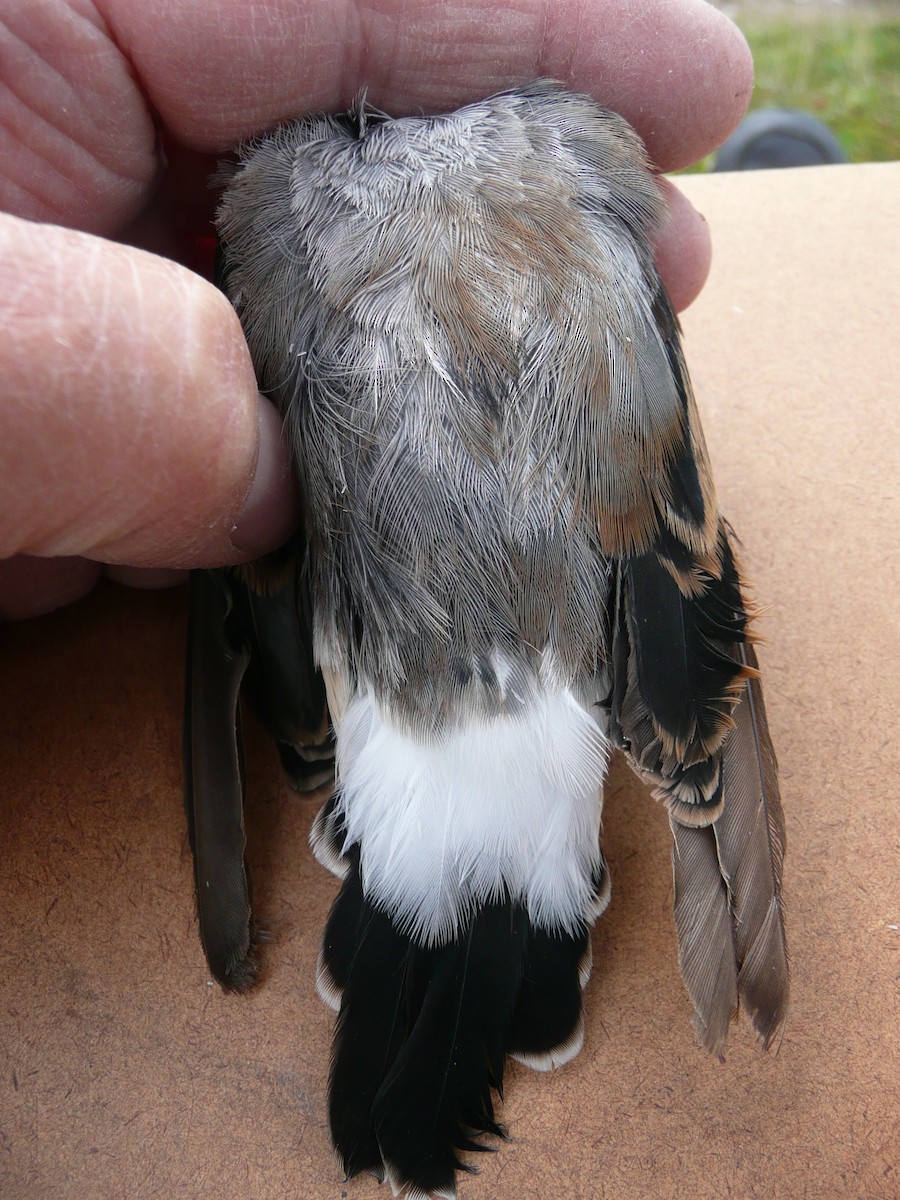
[0,213,297,571]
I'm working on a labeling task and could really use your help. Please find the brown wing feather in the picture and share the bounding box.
[714,642,789,1047]
[670,818,738,1056]
[588,281,721,576]
[667,641,788,1052]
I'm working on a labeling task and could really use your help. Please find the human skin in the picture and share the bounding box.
[0,0,753,619]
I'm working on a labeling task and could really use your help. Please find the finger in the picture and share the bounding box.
[0,560,188,622]
[652,178,713,312]
[0,2,157,232]
[106,0,750,168]
[0,213,299,570]
[0,556,102,621]
[2,1,749,238]
[104,565,188,588]
[551,0,754,170]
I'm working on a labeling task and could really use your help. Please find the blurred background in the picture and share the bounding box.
[690,1,899,169]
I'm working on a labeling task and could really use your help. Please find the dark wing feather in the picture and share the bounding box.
[610,524,750,822]
[211,241,332,786]
[585,277,721,567]
[184,542,332,991]
[229,538,333,791]
[604,277,750,818]
[183,569,255,991]
[625,532,747,763]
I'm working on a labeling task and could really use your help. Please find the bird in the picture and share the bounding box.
[183,80,788,1200]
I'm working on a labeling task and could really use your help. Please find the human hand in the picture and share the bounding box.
[0,0,752,619]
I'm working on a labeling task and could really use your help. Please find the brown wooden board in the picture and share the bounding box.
[2,163,898,1200]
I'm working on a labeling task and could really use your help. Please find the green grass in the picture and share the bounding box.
[685,9,900,170]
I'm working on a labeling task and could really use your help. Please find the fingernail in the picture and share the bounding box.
[230,397,300,556]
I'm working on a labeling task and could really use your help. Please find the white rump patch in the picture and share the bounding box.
[332,686,610,945]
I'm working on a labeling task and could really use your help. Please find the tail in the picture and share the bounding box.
[319,848,599,1197]
[310,683,609,1193]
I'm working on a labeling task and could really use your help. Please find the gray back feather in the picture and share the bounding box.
[217,82,688,727]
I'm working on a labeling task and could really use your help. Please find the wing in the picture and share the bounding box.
[604,278,788,1052]
[230,541,334,792]
[604,277,750,813]
[183,567,254,991]
[183,540,332,991]
[669,643,789,1054]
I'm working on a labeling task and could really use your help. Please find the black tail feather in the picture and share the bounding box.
[371,903,525,1196]
[317,840,361,1005]
[328,864,414,1179]
[507,922,590,1070]
[323,855,589,1196]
